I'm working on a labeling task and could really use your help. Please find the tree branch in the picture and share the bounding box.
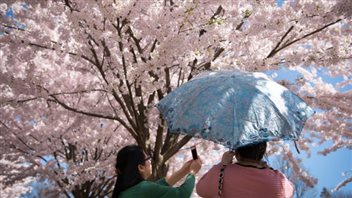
[19,40,96,66]
[116,19,144,144]
[267,25,295,58]
[269,19,342,57]
[2,89,107,105]
[162,135,192,162]
[153,122,165,162]
[2,24,25,31]
[48,95,135,135]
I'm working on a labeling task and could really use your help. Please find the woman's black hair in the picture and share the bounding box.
[236,141,267,161]
[112,145,146,198]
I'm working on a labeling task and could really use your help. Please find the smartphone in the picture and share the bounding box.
[191,146,198,160]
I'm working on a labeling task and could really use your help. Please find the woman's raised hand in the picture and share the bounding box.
[190,159,202,174]
[180,160,192,172]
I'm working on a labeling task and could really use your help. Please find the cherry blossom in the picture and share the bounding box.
[1,0,351,196]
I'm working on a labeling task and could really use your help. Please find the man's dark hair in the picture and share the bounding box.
[236,141,267,161]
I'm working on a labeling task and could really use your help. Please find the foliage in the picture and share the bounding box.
[271,155,318,198]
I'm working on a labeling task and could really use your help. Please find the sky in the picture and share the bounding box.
[303,142,352,193]
[272,0,351,193]
[268,66,352,195]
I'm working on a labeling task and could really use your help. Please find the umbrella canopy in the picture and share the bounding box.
[156,71,314,150]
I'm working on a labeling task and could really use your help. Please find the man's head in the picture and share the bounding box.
[235,141,267,161]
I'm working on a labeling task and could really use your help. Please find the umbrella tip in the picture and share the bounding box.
[294,141,300,154]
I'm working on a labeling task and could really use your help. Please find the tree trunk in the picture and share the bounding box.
[151,160,169,181]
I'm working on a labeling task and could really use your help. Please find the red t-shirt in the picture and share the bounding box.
[196,163,294,198]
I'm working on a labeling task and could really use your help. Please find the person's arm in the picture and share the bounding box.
[142,160,202,197]
[165,159,202,186]
[165,160,192,186]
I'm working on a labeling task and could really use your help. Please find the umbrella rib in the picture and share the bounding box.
[259,92,296,138]
[172,78,226,132]
[233,76,295,140]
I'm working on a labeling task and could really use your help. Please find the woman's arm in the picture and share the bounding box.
[143,160,201,197]
[165,160,192,186]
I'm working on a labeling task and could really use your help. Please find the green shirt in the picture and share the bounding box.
[119,174,195,198]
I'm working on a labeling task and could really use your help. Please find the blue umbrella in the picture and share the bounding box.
[156,71,314,150]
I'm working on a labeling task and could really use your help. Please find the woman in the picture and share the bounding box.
[112,145,202,198]
[196,141,294,198]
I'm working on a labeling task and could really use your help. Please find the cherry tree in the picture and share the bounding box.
[271,154,318,198]
[1,0,351,196]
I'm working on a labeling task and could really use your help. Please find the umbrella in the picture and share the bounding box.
[156,70,314,150]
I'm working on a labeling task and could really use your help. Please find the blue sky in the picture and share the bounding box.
[304,142,352,192]
[0,4,26,35]
[277,0,286,7]
[268,66,352,194]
